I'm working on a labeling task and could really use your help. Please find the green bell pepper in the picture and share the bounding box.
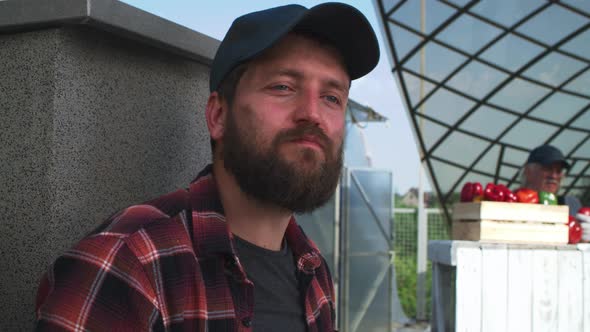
[539,191,557,205]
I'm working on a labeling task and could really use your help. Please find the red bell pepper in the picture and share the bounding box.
[514,188,539,204]
[460,182,483,202]
[568,215,583,244]
[576,207,590,223]
[496,184,517,203]
[579,207,590,216]
[484,183,505,202]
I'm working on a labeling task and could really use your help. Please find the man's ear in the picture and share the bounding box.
[206,92,226,142]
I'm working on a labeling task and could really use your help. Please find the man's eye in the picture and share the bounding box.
[272,84,290,91]
[325,95,340,104]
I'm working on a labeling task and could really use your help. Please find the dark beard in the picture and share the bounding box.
[222,107,343,213]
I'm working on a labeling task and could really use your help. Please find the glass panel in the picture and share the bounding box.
[500,119,558,150]
[347,173,391,253]
[559,28,590,60]
[522,53,587,87]
[473,144,500,174]
[571,109,590,131]
[296,195,335,273]
[437,14,503,54]
[529,92,588,124]
[419,116,449,150]
[561,176,574,188]
[516,5,587,46]
[569,160,588,175]
[389,23,424,61]
[502,146,532,166]
[489,78,552,114]
[347,255,390,332]
[571,139,590,159]
[499,165,520,183]
[433,131,491,167]
[391,0,455,35]
[446,60,509,99]
[405,42,468,83]
[402,71,436,107]
[562,0,590,15]
[460,106,518,140]
[479,33,545,72]
[470,0,545,28]
[420,88,475,125]
[382,0,402,14]
[430,159,468,194]
[549,129,588,156]
[344,124,371,168]
[564,69,590,96]
[352,169,393,232]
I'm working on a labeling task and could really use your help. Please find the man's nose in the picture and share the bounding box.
[547,168,563,177]
[294,91,321,125]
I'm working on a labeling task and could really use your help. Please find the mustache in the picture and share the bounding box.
[274,124,333,152]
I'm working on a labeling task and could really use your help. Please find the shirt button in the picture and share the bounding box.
[241,317,252,327]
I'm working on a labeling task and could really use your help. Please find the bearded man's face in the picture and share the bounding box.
[220,34,348,213]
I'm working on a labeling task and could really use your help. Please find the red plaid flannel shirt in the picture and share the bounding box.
[36,165,336,331]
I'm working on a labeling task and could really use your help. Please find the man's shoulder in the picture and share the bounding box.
[87,188,191,243]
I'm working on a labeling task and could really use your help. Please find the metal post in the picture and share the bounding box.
[333,181,341,328]
[416,0,428,321]
[339,168,350,331]
[416,165,428,320]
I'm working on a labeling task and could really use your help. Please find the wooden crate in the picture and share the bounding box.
[452,202,569,244]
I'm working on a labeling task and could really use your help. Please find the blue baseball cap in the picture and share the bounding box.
[209,3,380,92]
[527,145,571,169]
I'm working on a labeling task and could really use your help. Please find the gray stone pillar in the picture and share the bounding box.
[0,1,219,330]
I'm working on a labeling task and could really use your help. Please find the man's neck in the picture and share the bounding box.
[213,161,292,251]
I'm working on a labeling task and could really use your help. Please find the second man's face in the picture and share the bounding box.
[526,162,564,194]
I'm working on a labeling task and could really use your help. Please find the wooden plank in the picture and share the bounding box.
[481,246,508,332]
[507,249,533,332]
[557,249,583,332]
[532,250,559,332]
[428,240,480,266]
[431,262,455,332]
[456,246,482,332]
[453,202,568,224]
[452,220,569,245]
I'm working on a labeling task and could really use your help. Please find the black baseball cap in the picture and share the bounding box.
[209,3,380,92]
[527,145,571,169]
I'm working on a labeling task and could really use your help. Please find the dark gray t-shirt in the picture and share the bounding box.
[234,236,307,332]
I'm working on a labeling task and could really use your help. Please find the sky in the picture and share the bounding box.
[119,0,429,194]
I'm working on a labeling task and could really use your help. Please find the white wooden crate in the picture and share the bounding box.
[452,202,569,245]
[428,241,588,332]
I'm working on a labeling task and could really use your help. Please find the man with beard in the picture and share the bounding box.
[35,3,379,332]
[522,144,581,215]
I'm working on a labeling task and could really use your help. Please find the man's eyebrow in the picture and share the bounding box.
[324,78,350,94]
[273,69,349,93]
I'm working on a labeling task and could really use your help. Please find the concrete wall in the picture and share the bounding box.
[0,26,212,331]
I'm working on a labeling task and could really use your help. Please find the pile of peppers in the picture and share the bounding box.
[460,181,581,243]
[460,182,557,205]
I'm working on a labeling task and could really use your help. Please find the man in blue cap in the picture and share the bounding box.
[35,3,379,331]
[522,144,581,215]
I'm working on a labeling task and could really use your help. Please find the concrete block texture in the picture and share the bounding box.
[0,26,212,330]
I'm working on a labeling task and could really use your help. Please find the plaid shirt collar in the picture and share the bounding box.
[188,164,322,273]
